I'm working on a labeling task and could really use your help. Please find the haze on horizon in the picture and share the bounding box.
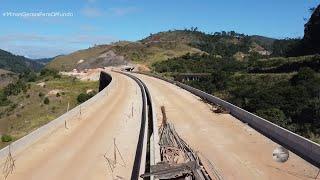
[0,0,318,59]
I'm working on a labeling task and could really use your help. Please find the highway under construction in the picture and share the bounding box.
[0,70,319,180]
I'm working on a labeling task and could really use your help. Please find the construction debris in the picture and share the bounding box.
[199,98,229,114]
[211,105,229,114]
[2,145,15,180]
[141,106,221,180]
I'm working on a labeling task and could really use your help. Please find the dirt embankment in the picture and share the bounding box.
[60,68,104,81]
[75,50,129,71]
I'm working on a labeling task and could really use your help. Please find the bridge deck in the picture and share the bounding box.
[136,73,319,180]
[0,72,142,180]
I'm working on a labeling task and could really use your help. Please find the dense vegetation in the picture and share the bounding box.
[34,57,54,65]
[249,55,320,73]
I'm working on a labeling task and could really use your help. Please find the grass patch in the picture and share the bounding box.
[0,76,98,148]
[1,134,12,142]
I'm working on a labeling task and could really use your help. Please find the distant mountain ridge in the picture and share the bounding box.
[33,57,55,65]
[0,49,43,73]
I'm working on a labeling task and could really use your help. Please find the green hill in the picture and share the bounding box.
[0,49,43,73]
[33,57,55,65]
[46,45,110,71]
[46,29,276,71]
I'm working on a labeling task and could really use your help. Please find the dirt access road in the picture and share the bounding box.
[0,71,142,180]
[136,73,320,180]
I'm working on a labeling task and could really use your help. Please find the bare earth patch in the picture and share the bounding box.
[47,89,63,96]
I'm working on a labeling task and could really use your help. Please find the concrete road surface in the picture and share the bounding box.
[136,73,320,180]
[0,72,142,180]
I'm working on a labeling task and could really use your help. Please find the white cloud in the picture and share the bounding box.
[80,24,100,32]
[81,7,103,17]
[109,7,138,16]
[81,6,139,17]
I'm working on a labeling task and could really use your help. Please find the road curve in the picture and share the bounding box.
[135,73,320,180]
[0,71,143,180]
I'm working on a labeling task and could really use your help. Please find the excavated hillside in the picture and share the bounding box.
[46,30,275,71]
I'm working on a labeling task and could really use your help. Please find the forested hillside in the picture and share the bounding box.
[0,49,43,73]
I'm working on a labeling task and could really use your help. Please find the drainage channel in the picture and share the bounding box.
[116,71,156,180]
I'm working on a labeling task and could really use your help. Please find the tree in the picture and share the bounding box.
[290,67,316,86]
[77,92,96,103]
[211,71,229,90]
[272,39,300,57]
[44,97,50,105]
[256,108,287,127]
[39,92,45,98]
[290,67,320,96]
[230,31,236,37]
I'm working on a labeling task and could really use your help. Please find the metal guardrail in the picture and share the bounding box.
[138,72,320,168]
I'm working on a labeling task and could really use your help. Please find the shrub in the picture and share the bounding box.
[1,134,13,142]
[44,97,50,105]
[24,71,37,82]
[8,103,17,112]
[290,67,316,86]
[77,93,89,103]
[54,74,61,79]
[56,93,60,97]
[51,106,56,113]
[257,108,287,127]
[39,92,44,97]
[0,91,10,106]
[40,68,59,77]
[77,92,96,103]
[3,80,27,96]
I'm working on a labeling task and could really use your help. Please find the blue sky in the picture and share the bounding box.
[0,0,318,58]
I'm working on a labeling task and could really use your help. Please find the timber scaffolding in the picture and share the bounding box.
[141,106,223,180]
